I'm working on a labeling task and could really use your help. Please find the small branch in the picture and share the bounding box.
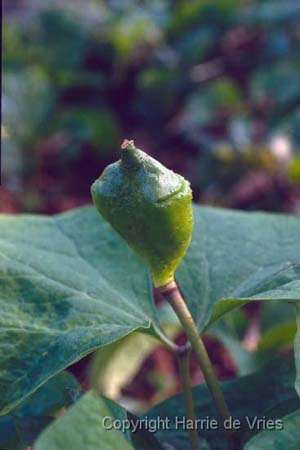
[177,345,201,450]
[159,281,232,427]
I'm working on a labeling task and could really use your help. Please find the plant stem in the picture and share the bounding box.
[159,281,232,427]
[177,344,201,450]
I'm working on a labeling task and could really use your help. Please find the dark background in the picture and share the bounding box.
[2,0,300,216]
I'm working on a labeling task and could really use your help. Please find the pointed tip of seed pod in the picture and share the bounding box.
[121,139,135,151]
[120,139,140,169]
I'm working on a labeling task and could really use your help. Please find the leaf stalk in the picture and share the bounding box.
[158,281,232,427]
[176,344,201,450]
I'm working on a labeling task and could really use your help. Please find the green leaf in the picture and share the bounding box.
[244,410,300,450]
[1,204,300,417]
[35,391,164,450]
[145,358,300,450]
[177,206,300,330]
[0,415,25,450]
[35,392,135,450]
[127,412,165,450]
[0,207,159,414]
[15,370,80,417]
[0,371,80,449]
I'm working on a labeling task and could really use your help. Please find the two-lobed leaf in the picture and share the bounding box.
[35,391,134,450]
[0,204,299,415]
[178,206,300,330]
[35,391,164,450]
[0,207,158,414]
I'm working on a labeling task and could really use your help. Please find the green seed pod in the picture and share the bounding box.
[91,139,193,287]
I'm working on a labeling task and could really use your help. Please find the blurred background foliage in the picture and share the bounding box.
[2,0,300,215]
[2,0,300,412]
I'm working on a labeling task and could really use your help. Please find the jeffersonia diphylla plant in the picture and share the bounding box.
[0,139,300,450]
[91,139,233,450]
